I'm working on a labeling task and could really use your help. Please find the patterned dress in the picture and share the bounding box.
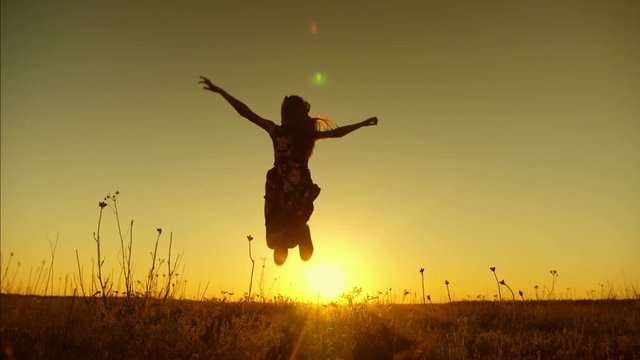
[264,125,320,249]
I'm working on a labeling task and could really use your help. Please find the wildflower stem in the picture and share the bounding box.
[75,250,86,297]
[247,235,255,300]
[419,268,426,312]
[549,270,558,300]
[94,205,108,308]
[163,232,174,300]
[492,269,502,301]
[1,252,13,293]
[146,229,162,296]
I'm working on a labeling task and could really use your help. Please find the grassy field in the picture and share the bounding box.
[1,295,639,359]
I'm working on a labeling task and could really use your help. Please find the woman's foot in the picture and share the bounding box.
[274,247,288,265]
[297,225,314,261]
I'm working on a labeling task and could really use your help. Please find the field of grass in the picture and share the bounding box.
[1,294,639,359]
[2,195,638,359]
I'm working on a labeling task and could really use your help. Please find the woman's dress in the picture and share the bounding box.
[264,125,320,250]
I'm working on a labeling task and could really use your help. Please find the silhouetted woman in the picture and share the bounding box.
[199,76,378,265]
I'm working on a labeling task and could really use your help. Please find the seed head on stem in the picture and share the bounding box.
[500,279,516,301]
[246,235,255,300]
[419,267,426,312]
[444,280,452,303]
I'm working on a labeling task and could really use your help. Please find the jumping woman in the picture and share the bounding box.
[199,76,378,265]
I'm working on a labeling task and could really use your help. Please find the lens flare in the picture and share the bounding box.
[312,72,326,86]
[311,21,318,35]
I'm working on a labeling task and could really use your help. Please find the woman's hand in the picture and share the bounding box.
[361,117,378,127]
[199,76,222,93]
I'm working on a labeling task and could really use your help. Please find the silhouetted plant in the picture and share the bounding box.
[445,280,452,303]
[33,260,46,295]
[419,268,426,311]
[549,270,559,299]
[146,228,162,296]
[74,250,86,296]
[163,232,181,300]
[43,234,58,296]
[499,280,515,301]
[499,279,516,321]
[247,235,255,300]
[534,285,539,300]
[259,257,266,302]
[8,261,21,294]
[1,252,14,293]
[105,191,134,301]
[490,266,502,301]
[519,290,524,301]
[94,201,109,308]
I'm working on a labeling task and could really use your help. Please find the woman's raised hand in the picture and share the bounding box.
[361,117,378,126]
[199,76,222,93]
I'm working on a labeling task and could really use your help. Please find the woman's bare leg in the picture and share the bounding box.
[274,247,288,265]
[297,224,314,261]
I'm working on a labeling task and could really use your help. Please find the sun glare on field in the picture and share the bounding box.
[306,263,347,302]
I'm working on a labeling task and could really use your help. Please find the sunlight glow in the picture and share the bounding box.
[306,263,346,302]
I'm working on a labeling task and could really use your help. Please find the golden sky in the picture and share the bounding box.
[1,0,638,301]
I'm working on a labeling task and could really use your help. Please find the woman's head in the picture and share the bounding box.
[281,95,310,125]
[279,95,337,159]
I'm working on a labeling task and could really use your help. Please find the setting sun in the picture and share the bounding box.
[306,263,347,302]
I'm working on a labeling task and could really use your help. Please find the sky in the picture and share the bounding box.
[1,0,639,302]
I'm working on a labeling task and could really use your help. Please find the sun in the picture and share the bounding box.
[306,263,347,302]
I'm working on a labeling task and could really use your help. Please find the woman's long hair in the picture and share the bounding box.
[281,96,336,160]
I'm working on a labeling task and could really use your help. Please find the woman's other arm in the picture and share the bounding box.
[315,117,378,139]
[199,76,276,134]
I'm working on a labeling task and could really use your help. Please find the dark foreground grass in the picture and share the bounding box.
[1,295,639,359]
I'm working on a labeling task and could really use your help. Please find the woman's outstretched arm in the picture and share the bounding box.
[199,76,276,134]
[315,117,378,139]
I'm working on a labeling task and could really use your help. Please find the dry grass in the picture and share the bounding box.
[1,295,639,359]
[2,194,639,359]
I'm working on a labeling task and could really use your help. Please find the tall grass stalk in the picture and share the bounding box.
[107,192,134,301]
[500,279,516,320]
[25,266,33,295]
[500,280,516,301]
[33,260,46,295]
[419,268,426,312]
[125,219,134,297]
[75,250,86,296]
[1,252,13,293]
[94,201,109,307]
[8,261,21,294]
[490,267,502,301]
[259,257,266,302]
[200,281,210,301]
[64,274,70,296]
[146,228,162,296]
[549,270,559,299]
[90,260,96,295]
[163,232,180,300]
[44,234,59,296]
[247,235,255,300]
